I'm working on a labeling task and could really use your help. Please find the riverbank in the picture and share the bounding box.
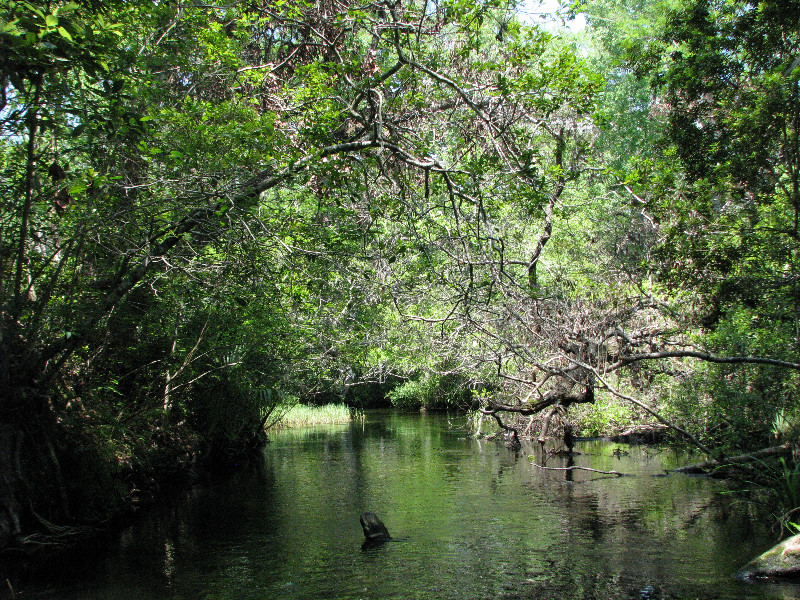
[0,420,201,583]
[1,403,368,582]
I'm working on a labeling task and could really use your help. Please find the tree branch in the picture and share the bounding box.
[39,138,384,384]
[674,444,793,474]
[612,350,800,371]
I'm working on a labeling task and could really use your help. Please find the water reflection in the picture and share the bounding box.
[19,411,800,599]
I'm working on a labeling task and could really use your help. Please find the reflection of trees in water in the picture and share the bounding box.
[81,413,772,600]
[529,455,768,598]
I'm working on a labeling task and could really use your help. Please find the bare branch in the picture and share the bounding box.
[612,350,800,371]
[531,464,630,477]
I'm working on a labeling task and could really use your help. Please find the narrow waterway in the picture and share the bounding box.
[19,411,800,599]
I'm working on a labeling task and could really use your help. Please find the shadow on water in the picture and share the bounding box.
[12,410,800,600]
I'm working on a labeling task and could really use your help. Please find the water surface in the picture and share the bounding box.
[20,411,800,599]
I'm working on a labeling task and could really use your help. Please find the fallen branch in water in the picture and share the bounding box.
[674,443,793,475]
[530,463,629,477]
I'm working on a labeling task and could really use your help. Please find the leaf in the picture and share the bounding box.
[20,2,45,20]
[69,182,87,195]
[59,2,80,13]
[1,19,20,33]
[45,14,58,28]
[57,26,72,41]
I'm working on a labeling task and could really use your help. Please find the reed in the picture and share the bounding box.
[274,403,362,428]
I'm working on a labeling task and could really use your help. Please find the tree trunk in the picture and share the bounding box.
[0,424,24,549]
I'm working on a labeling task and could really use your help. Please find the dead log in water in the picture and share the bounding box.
[674,443,794,475]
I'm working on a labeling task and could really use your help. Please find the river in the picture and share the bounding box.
[17,411,800,599]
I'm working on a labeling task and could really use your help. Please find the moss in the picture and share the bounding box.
[737,534,800,580]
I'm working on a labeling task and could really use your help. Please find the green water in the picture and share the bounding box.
[22,411,800,599]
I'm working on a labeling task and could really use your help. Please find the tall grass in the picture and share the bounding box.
[732,456,800,537]
[770,457,800,535]
[273,403,362,428]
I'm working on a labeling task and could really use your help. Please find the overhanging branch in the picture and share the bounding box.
[612,350,800,371]
[40,138,386,383]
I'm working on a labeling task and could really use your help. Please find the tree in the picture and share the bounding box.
[5,0,797,555]
[0,0,609,550]
[634,0,800,447]
[382,0,800,458]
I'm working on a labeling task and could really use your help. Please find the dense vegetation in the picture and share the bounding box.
[1,0,799,553]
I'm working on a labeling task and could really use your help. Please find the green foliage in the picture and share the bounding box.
[663,305,800,451]
[0,0,123,83]
[775,458,800,517]
[3,0,800,544]
[572,396,637,437]
[583,0,800,465]
[387,371,473,410]
[741,457,800,536]
[643,0,800,311]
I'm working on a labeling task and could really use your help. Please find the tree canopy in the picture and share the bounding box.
[2,0,800,551]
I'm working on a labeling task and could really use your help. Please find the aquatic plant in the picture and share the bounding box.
[772,458,800,535]
[273,403,363,428]
[733,456,800,537]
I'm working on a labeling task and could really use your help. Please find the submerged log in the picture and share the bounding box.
[530,463,629,477]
